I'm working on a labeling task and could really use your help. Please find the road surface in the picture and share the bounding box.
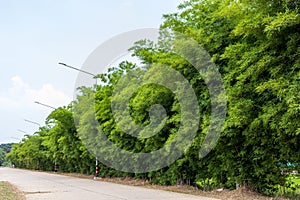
[0,168,218,200]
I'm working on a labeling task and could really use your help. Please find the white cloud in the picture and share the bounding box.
[0,75,72,111]
[26,83,72,108]
[9,76,29,96]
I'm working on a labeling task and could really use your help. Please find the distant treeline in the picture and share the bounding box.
[0,143,13,153]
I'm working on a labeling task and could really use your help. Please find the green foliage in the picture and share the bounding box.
[0,149,6,166]
[274,175,300,199]
[7,106,95,174]
[6,0,300,197]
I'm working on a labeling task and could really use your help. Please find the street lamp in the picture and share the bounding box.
[15,129,26,142]
[58,62,98,86]
[11,137,21,143]
[24,119,40,127]
[59,62,99,179]
[21,121,39,169]
[17,129,26,134]
[58,62,96,77]
[34,101,56,110]
[34,101,58,172]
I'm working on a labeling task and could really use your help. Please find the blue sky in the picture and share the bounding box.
[0,0,182,144]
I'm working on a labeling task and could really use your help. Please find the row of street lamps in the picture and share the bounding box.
[17,62,99,178]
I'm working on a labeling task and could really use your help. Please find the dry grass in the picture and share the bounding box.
[57,172,288,200]
[97,178,289,200]
[0,181,26,200]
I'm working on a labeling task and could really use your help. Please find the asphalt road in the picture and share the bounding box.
[0,168,218,200]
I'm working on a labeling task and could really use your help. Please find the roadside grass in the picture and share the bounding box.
[275,175,300,199]
[57,171,288,200]
[0,181,25,200]
[286,175,300,198]
[291,175,300,190]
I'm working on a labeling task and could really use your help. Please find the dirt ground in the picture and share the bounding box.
[0,181,26,200]
[59,173,288,200]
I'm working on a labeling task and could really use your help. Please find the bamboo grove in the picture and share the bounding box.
[7,0,300,196]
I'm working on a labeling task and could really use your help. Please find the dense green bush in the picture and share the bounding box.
[7,0,300,197]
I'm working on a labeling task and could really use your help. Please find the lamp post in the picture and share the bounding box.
[95,157,99,179]
[11,137,21,143]
[15,129,26,142]
[24,119,40,127]
[34,101,59,172]
[58,62,96,77]
[17,129,26,134]
[58,62,99,179]
[34,101,56,110]
[58,62,98,85]
[23,119,40,169]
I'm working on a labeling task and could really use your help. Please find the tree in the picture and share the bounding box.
[42,106,94,173]
[0,143,13,153]
[6,0,300,196]
[0,149,6,166]
[132,0,300,194]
